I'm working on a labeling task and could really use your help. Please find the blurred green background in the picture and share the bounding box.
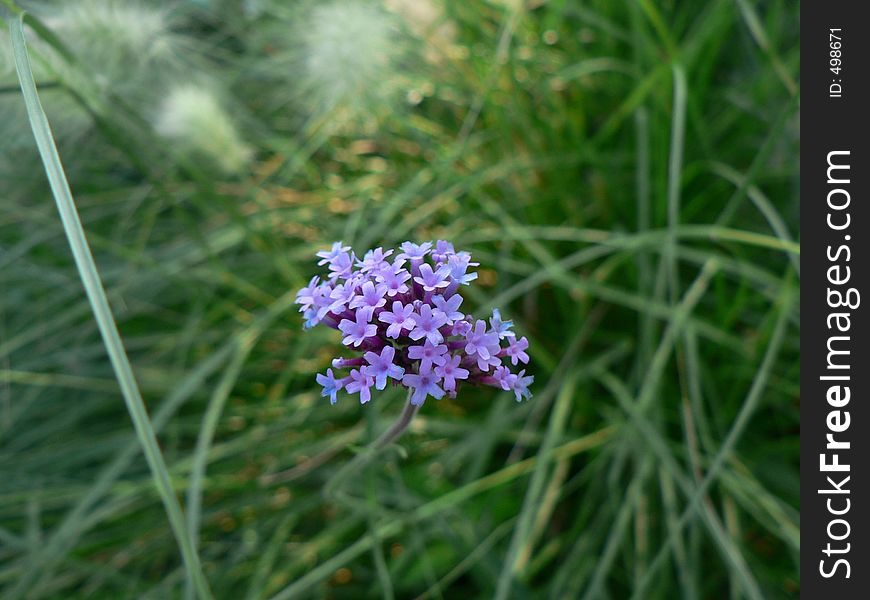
[0,0,799,598]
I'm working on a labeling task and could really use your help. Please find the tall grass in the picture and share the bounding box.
[1,1,799,598]
[6,12,212,599]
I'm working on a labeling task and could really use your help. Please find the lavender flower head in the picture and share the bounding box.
[296,241,533,406]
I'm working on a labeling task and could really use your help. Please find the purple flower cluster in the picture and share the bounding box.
[296,241,533,406]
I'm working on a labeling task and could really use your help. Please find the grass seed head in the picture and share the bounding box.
[155,84,252,175]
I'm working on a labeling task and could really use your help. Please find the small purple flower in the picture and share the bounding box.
[451,318,473,337]
[398,241,432,261]
[403,366,445,406]
[357,247,394,273]
[489,308,515,340]
[435,354,469,392]
[431,240,455,264]
[378,301,417,338]
[409,304,448,344]
[316,368,344,404]
[376,264,412,297]
[300,283,334,328]
[491,366,518,391]
[349,280,387,321]
[332,356,365,369]
[345,368,375,404]
[414,263,451,292]
[317,242,351,266]
[298,241,531,406]
[327,251,356,280]
[363,346,405,390]
[465,320,498,361]
[401,242,433,278]
[446,253,478,285]
[476,353,502,372]
[295,276,321,312]
[408,340,448,371]
[505,336,530,365]
[328,281,357,313]
[301,309,317,329]
[432,294,463,324]
[465,320,502,371]
[338,312,378,347]
[511,370,534,402]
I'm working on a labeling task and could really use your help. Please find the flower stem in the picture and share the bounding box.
[373,396,420,449]
[324,389,418,499]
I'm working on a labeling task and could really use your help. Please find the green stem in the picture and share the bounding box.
[324,391,419,499]
[373,396,421,449]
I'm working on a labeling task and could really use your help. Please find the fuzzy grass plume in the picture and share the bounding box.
[1,0,197,182]
[46,0,182,92]
[301,3,399,112]
[256,0,411,130]
[155,84,252,175]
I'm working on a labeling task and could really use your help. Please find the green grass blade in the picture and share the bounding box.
[184,346,249,600]
[7,14,213,600]
[494,373,575,600]
[732,0,797,95]
[630,279,796,599]
[268,427,614,599]
[666,64,687,306]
